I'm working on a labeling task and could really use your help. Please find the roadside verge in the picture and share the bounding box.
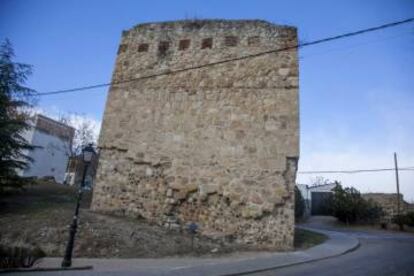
[10,226,359,276]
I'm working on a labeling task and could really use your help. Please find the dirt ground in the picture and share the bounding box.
[0,182,324,258]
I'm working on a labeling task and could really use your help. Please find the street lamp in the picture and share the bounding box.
[61,143,96,268]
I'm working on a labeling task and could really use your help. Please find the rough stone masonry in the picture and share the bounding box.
[92,19,299,249]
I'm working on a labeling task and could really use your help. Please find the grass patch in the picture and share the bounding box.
[2,182,324,257]
[294,228,327,250]
[0,244,46,269]
[0,182,253,257]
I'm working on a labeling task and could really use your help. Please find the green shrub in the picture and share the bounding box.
[331,184,384,225]
[392,212,414,228]
[359,199,384,224]
[406,212,414,226]
[295,186,305,220]
[0,244,45,269]
[0,40,37,194]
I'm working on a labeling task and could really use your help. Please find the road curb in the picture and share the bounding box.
[0,266,93,274]
[165,226,361,276]
[222,227,360,276]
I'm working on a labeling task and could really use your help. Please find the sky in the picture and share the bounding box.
[1,0,413,201]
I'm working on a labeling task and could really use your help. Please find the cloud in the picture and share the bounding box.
[62,113,101,143]
[298,89,414,202]
[28,106,102,143]
[297,150,414,202]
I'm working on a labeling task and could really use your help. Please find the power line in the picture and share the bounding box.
[298,29,414,60]
[37,17,414,96]
[298,167,414,174]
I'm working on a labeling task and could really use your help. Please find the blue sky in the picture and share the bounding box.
[1,0,414,200]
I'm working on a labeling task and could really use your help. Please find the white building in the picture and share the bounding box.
[297,183,337,216]
[19,114,75,183]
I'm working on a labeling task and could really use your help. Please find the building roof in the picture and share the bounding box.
[35,114,75,142]
[307,183,337,192]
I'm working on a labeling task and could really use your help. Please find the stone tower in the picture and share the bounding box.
[92,20,299,249]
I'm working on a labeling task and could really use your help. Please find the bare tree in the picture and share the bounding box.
[58,113,98,156]
[309,176,331,187]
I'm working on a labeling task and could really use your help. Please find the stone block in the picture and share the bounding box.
[92,19,299,249]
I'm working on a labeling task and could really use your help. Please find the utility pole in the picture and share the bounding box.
[394,152,402,230]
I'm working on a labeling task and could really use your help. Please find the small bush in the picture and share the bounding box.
[406,212,414,226]
[359,199,384,224]
[331,184,384,225]
[294,186,305,220]
[0,244,46,269]
[392,212,414,228]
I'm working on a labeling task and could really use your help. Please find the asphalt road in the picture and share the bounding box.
[248,226,414,276]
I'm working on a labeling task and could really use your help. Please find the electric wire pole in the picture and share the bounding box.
[394,152,403,230]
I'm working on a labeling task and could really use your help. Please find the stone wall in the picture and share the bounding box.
[363,193,407,222]
[92,20,299,249]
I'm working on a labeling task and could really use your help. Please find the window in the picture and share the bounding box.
[248,36,260,46]
[117,44,128,54]
[201,38,213,49]
[158,41,170,55]
[138,43,149,52]
[179,39,191,50]
[225,36,238,47]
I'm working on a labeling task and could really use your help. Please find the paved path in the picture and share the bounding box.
[250,216,414,276]
[3,217,362,276]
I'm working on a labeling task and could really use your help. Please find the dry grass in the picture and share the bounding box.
[0,182,247,258]
[0,182,327,258]
[294,229,327,250]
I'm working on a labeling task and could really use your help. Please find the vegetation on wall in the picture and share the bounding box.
[0,244,45,269]
[294,185,305,220]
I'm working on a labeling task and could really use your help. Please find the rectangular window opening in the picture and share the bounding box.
[225,36,238,47]
[138,43,149,52]
[158,41,170,55]
[179,39,191,50]
[201,38,213,49]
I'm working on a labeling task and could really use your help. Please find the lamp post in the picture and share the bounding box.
[61,144,96,268]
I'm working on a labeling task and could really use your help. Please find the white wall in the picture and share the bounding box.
[21,129,70,183]
[297,184,310,200]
